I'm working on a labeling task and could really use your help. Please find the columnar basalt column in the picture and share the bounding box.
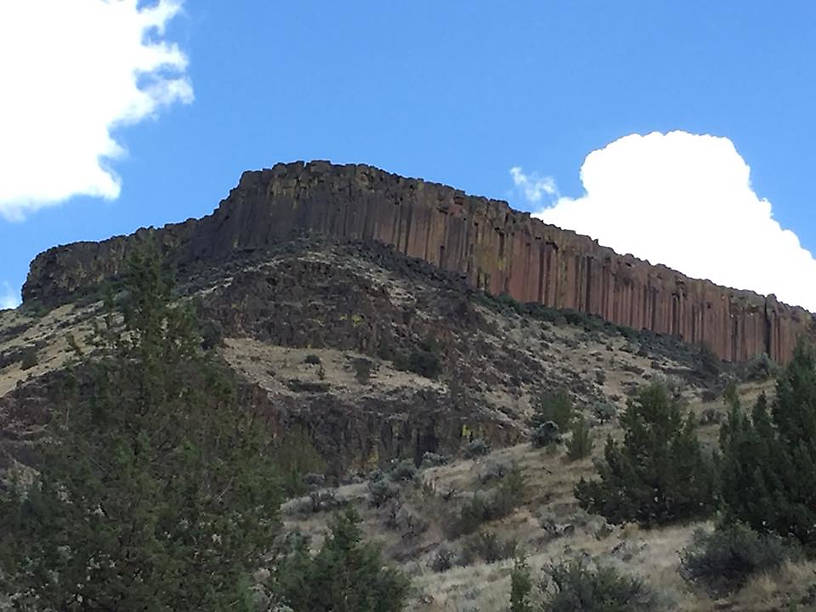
[23,161,813,363]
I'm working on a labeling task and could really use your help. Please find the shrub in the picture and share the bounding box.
[478,459,510,483]
[542,559,656,611]
[19,348,38,370]
[388,458,417,481]
[699,407,722,425]
[566,415,593,460]
[741,353,778,381]
[272,427,326,497]
[368,479,399,508]
[494,463,525,513]
[531,389,573,430]
[447,464,525,537]
[679,523,794,597]
[510,555,533,612]
[574,382,717,526]
[351,356,374,384]
[531,421,561,448]
[451,492,493,537]
[462,531,517,564]
[719,342,816,551]
[304,354,322,365]
[429,544,456,572]
[463,437,491,458]
[420,452,449,468]
[309,489,345,514]
[592,401,617,424]
[395,340,442,378]
[697,343,721,377]
[198,318,224,350]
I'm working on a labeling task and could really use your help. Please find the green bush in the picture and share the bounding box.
[574,382,717,526]
[447,465,525,537]
[679,523,795,597]
[697,343,721,377]
[542,559,656,611]
[420,452,449,468]
[368,479,400,508]
[275,508,409,611]
[566,415,593,460]
[395,340,442,378]
[741,353,779,381]
[273,427,326,497]
[351,356,374,383]
[463,437,491,458]
[429,544,456,572]
[532,389,573,430]
[388,458,417,481]
[461,531,517,564]
[19,348,38,370]
[510,555,533,612]
[531,421,561,448]
[592,401,617,424]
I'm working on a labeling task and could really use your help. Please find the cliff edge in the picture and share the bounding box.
[22,160,813,362]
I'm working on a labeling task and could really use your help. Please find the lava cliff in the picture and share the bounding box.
[23,161,812,362]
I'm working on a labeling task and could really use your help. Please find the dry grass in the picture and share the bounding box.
[0,302,101,396]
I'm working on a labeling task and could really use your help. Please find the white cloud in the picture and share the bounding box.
[0,0,193,220]
[1,282,20,310]
[524,131,816,311]
[510,166,558,204]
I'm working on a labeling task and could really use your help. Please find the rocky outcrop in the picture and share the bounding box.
[23,161,813,362]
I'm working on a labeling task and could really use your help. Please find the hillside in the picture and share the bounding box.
[3,167,816,610]
[2,238,713,475]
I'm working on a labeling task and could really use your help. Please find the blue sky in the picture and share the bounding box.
[3,1,816,309]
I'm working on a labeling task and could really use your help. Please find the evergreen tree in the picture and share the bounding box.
[509,554,533,612]
[0,248,282,609]
[531,389,573,431]
[720,341,816,550]
[566,415,593,460]
[276,507,409,612]
[574,382,716,526]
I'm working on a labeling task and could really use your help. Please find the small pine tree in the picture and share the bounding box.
[510,554,534,612]
[574,382,716,526]
[719,341,816,550]
[566,415,593,460]
[276,507,409,611]
[532,389,573,431]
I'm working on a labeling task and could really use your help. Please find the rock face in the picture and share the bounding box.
[23,161,812,363]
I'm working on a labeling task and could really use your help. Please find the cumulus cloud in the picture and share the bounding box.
[1,282,20,310]
[0,0,193,220]
[523,131,816,311]
[510,166,559,204]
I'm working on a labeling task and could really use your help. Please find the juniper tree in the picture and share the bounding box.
[574,382,716,526]
[275,507,409,612]
[0,248,282,609]
[719,341,816,551]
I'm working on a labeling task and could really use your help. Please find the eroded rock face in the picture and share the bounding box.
[23,161,813,362]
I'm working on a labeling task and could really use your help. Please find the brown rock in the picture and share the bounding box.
[22,161,813,363]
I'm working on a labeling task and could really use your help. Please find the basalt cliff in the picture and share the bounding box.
[23,161,813,362]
